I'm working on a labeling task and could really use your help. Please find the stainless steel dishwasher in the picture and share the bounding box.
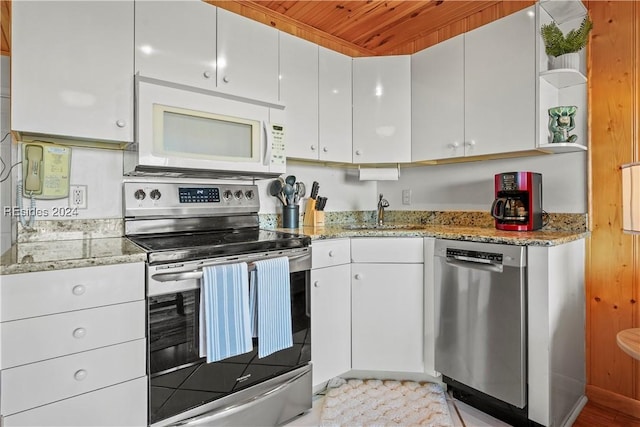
[434,239,528,423]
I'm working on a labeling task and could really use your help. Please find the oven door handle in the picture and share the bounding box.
[173,367,310,426]
[151,252,311,282]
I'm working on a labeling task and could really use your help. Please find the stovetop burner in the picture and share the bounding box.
[128,228,310,265]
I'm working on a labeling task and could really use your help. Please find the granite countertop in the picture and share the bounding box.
[0,237,147,275]
[284,224,588,246]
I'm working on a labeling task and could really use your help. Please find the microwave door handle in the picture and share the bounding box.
[263,121,273,166]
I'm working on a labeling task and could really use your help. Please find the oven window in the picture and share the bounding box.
[148,270,310,424]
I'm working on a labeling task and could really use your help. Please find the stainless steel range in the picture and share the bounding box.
[124,181,312,427]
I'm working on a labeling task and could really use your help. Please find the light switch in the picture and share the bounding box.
[402,189,411,205]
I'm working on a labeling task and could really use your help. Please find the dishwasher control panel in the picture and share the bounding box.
[446,248,503,264]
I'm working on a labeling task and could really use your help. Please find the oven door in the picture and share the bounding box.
[146,248,311,426]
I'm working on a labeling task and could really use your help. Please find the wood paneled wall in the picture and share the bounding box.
[587,0,640,417]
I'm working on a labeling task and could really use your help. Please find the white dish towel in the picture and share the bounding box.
[199,262,253,363]
[252,257,293,358]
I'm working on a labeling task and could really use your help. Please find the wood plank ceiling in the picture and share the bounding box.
[209,0,512,56]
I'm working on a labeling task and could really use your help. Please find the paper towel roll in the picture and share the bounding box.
[358,167,400,181]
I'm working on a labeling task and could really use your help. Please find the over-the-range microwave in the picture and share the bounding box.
[124,77,286,179]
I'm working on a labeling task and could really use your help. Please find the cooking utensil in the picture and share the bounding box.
[283,183,296,205]
[285,175,296,186]
[269,180,287,205]
[294,182,306,205]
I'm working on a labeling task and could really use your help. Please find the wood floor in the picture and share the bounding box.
[573,401,640,427]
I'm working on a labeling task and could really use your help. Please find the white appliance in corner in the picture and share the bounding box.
[124,77,286,179]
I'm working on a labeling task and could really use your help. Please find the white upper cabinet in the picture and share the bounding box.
[412,35,465,161]
[464,6,537,157]
[411,6,537,162]
[319,47,353,163]
[11,1,134,143]
[279,32,319,160]
[353,56,412,164]
[134,1,217,90]
[216,8,279,104]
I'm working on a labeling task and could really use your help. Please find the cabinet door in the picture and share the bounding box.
[135,1,216,90]
[216,8,279,104]
[279,32,319,160]
[464,6,537,156]
[319,47,353,163]
[412,35,465,161]
[311,264,351,387]
[352,56,411,164]
[11,1,133,143]
[351,263,424,372]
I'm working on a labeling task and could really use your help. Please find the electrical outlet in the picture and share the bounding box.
[69,185,88,209]
[402,189,412,205]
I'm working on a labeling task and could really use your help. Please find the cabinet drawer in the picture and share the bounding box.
[351,238,423,263]
[1,339,146,415]
[3,376,148,427]
[1,263,144,321]
[2,301,145,369]
[312,239,350,269]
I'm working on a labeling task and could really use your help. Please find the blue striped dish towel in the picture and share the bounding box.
[199,262,253,363]
[252,257,293,358]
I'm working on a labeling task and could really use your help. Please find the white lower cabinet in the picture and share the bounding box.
[311,239,351,388]
[3,377,147,427]
[0,263,147,425]
[351,238,424,373]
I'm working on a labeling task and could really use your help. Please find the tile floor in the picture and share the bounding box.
[283,393,511,426]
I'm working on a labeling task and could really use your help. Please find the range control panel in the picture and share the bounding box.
[124,182,260,218]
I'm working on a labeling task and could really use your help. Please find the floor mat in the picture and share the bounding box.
[320,378,454,426]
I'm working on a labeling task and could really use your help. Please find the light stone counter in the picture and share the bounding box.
[0,238,146,275]
[280,224,588,247]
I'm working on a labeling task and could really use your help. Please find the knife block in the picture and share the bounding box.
[303,199,324,228]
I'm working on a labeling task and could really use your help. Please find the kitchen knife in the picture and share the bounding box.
[310,181,319,200]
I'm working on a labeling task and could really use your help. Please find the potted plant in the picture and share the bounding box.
[541,15,593,70]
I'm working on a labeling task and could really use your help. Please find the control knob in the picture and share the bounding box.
[134,189,146,201]
[150,189,161,200]
[222,190,233,201]
[234,190,244,200]
[245,190,255,200]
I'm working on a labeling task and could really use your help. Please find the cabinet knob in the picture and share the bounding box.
[448,142,459,149]
[328,250,334,257]
[74,369,88,381]
[323,147,329,153]
[310,145,317,151]
[72,285,86,296]
[222,76,230,83]
[116,120,126,128]
[203,71,212,79]
[465,140,476,147]
[73,328,86,339]
[354,274,362,280]
[314,281,320,288]
[355,150,362,156]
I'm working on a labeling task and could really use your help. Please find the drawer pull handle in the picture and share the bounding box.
[74,369,88,381]
[328,250,334,257]
[73,328,86,339]
[354,274,362,280]
[72,285,86,296]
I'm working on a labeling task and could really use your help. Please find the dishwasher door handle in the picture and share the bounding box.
[445,257,504,273]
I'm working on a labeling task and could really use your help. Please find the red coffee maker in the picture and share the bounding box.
[491,172,543,231]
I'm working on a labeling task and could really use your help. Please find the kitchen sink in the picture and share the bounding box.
[341,223,424,231]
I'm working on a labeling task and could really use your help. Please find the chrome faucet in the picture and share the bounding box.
[377,194,390,225]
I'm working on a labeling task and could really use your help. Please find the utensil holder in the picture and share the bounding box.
[282,205,299,229]
[303,199,325,228]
